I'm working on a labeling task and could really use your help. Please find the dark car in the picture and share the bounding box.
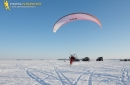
[127,59,130,61]
[124,59,127,61]
[120,59,130,61]
[82,57,90,61]
[96,57,103,61]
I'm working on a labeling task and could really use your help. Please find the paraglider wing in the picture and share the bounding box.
[53,12,102,33]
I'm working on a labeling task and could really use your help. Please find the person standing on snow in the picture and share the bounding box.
[69,55,75,65]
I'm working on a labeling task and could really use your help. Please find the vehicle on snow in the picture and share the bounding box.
[96,57,103,61]
[127,59,130,61]
[82,57,90,61]
[120,59,130,61]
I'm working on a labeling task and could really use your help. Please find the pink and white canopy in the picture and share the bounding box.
[53,12,102,33]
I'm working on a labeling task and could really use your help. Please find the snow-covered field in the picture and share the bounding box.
[0,60,130,85]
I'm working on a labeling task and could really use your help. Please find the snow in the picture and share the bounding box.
[0,60,130,85]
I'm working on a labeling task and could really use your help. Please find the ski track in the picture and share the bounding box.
[17,65,59,85]
[1,60,130,85]
[30,68,59,80]
[54,66,90,85]
[73,69,89,85]
[54,66,70,85]
[87,68,97,85]
[26,69,50,85]
[16,61,117,85]
[121,66,130,85]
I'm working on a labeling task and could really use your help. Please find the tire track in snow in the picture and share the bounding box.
[88,67,98,85]
[30,68,59,80]
[54,66,72,85]
[73,69,89,85]
[54,66,89,85]
[17,64,59,80]
[18,61,110,85]
[17,64,55,85]
[121,66,130,85]
[26,69,51,85]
